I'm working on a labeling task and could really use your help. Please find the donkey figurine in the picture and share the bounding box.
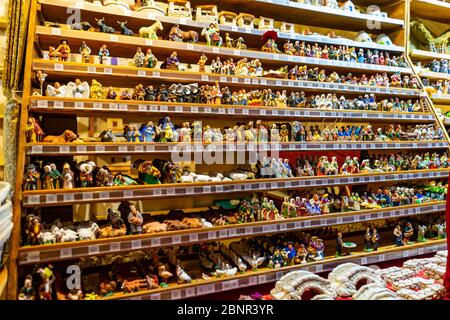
[117,21,134,36]
[95,17,115,33]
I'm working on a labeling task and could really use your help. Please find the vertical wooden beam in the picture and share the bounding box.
[7,0,37,300]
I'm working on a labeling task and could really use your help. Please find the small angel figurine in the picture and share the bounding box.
[66,78,90,98]
[90,79,104,99]
[98,44,110,65]
[79,41,91,63]
[46,82,67,97]
[55,39,71,61]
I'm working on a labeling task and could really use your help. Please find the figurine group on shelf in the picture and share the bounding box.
[425,59,450,75]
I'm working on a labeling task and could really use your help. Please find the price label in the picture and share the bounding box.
[189,233,198,242]
[88,245,100,255]
[218,108,226,114]
[361,257,368,264]
[191,106,198,113]
[60,248,72,258]
[248,277,258,286]
[403,250,410,258]
[63,193,74,202]
[74,1,84,9]
[32,145,43,154]
[260,79,267,85]
[287,55,294,62]
[315,265,323,273]
[258,275,267,283]
[172,235,181,244]
[378,254,385,262]
[418,248,424,255]
[336,217,343,224]
[46,194,57,203]
[272,110,278,115]
[303,221,311,228]
[119,104,128,111]
[276,80,282,86]
[131,240,142,249]
[93,145,104,153]
[279,223,287,231]
[186,187,194,195]
[110,242,121,252]
[104,68,112,74]
[74,102,84,109]
[91,102,102,110]
[145,39,153,46]
[166,188,175,196]
[153,189,162,196]
[37,100,48,108]
[138,70,146,77]
[203,186,211,193]
[54,63,64,71]
[59,145,70,154]
[232,26,238,31]
[219,230,228,238]
[151,293,161,300]
[244,78,251,84]
[110,35,119,42]
[201,75,209,81]
[228,108,235,114]
[232,77,239,83]
[223,280,239,290]
[212,47,220,54]
[185,287,196,298]
[151,237,161,247]
[228,228,236,237]
[233,49,241,56]
[99,191,110,199]
[153,72,160,77]
[109,103,118,110]
[82,193,93,201]
[123,190,134,198]
[215,185,223,193]
[220,76,227,83]
[147,13,156,19]
[208,231,216,239]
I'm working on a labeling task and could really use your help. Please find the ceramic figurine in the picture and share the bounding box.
[98,44,110,64]
[96,166,114,187]
[35,70,48,96]
[78,161,96,188]
[120,89,132,100]
[46,82,67,97]
[417,225,427,242]
[55,39,71,61]
[169,24,199,42]
[134,47,146,67]
[127,205,143,235]
[90,79,104,99]
[201,23,222,46]
[79,41,91,63]
[38,266,55,300]
[96,17,115,33]
[371,228,380,251]
[66,78,90,98]
[161,51,180,70]
[26,117,44,143]
[23,164,41,190]
[113,172,138,186]
[106,87,117,99]
[141,121,156,142]
[198,52,208,72]
[18,275,35,300]
[41,165,55,190]
[393,224,404,246]
[403,222,414,244]
[144,48,158,68]
[62,163,74,189]
[117,20,134,36]
[363,227,372,252]
[158,265,173,287]
[335,232,350,256]
[138,160,161,184]
[28,215,43,245]
[139,21,164,39]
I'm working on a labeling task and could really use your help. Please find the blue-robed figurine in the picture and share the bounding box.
[393,225,404,246]
[141,121,156,142]
[283,242,296,266]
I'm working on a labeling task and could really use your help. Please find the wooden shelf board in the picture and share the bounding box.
[188,0,404,32]
[38,0,406,48]
[411,0,450,24]
[432,94,450,104]
[25,141,449,156]
[21,169,449,207]
[0,19,7,29]
[419,70,450,81]
[17,201,446,265]
[95,239,447,300]
[36,26,411,75]
[29,97,435,122]
[411,49,450,61]
[33,60,421,97]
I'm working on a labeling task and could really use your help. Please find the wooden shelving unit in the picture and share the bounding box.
[410,0,450,24]
[6,0,449,300]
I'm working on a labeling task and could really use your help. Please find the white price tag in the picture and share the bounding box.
[215,185,223,193]
[361,257,368,264]
[104,68,112,74]
[123,190,133,199]
[138,70,146,77]
[172,235,181,244]
[171,290,181,300]
[153,188,162,196]
[418,248,424,255]
[109,103,118,110]
[279,223,287,231]
[118,145,127,152]
[185,287,196,298]
[219,230,228,238]
[378,254,385,262]
[201,75,209,81]
[260,79,267,85]
[258,275,267,283]
[245,227,253,235]
[74,102,84,109]
[191,106,198,113]
[110,242,121,252]
[32,146,43,154]
[131,240,142,249]
[208,231,216,239]
[189,233,198,242]
[228,228,236,237]
[87,65,96,73]
[147,13,156,20]
[134,145,144,152]
[232,77,238,83]
[186,187,194,195]
[46,194,57,203]
[276,80,282,86]
[94,145,104,153]
[233,49,241,55]
[248,277,258,286]
[252,79,259,85]
[60,248,72,258]
[63,193,74,202]
[82,193,93,201]
[119,104,128,111]
[88,245,100,255]
[151,237,161,247]
[336,217,343,224]
[25,252,40,263]
[244,78,251,84]
[92,102,102,110]
[220,76,227,82]
[60,145,70,153]
[166,188,175,196]
[204,107,211,113]
[203,186,211,193]
[303,221,311,228]
[223,280,239,290]
[145,39,154,46]
[74,1,84,9]
[37,100,48,108]
[153,72,160,77]
[54,63,63,71]
[99,191,110,199]
[110,35,119,42]
[315,265,323,272]
[213,47,220,54]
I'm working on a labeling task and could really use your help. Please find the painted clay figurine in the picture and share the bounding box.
[79,41,91,63]
[55,39,71,61]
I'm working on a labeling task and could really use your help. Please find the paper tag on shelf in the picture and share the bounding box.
[208,231,216,239]
[315,265,323,273]
[191,106,198,113]
[185,287,196,298]
[248,276,258,286]
[171,290,181,300]
[166,188,175,196]
[203,186,211,193]
[233,49,241,56]
[108,103,118,110]
[418,248,424,255]
[189,233,198,242]
[74,102,84,109]
[54,63,64,71]
[99,191,110,199]
[153,188,162,196]
[37,100,48,108]
[110,242,121,252]
[303,221,311,228]
[104,68,112,74]
[201,75,209,81]
[92,102,102,110]
[123,190,133,198]
[147,13,156,20]
[153,71,160,77]
[228,228,236,237]
[212,47,220,54]
[32,145,43,154]
[378,254,385,262]
[172,235,181,244]
[46,194,57,203]
[145,39,154,46]
[361,257,368,264]
[276,80,282,86]
[260,79,267,85]
[220,76,227,83]
[186,187,194,195]
[51,27,61,35]
[131,240,142,249]
[219,230,228,238]
[138,70,146,77]
[60,248,72,258]
[82,193,93,201]
[119,104,128,111]
[244,78,251,84]
[258,275,267,283]
[88,245,100,255]
[151,237,161,247]
[63,193,74,202]
[223,280,239,290]
[110,35,119,42]
[252,79,259,85]
[94,145,104,153]
[232,77,238,83]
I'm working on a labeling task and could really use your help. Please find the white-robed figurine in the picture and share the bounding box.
[46,82,67,97]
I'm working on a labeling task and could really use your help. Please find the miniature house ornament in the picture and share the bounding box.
[258,16,276,31]
[133,0,166,15]
[354,31,372,43]
[237,13,255,29]
[103,0,130,11]
[280,22,295,34]
[167,0,192,19]
[196,5,218,24]
[219,11,238,26]
[341,0,357,13]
